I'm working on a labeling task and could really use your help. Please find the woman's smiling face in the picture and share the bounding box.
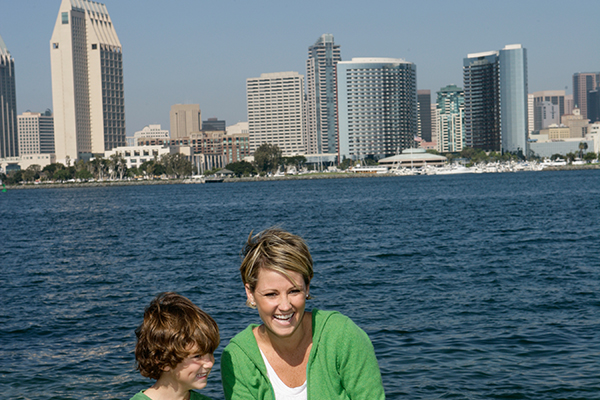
[246,268,309,339]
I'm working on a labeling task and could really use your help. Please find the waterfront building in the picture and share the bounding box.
[104,145,170,170]
[189,131,225,172]
[223,131,250,166]
[435,85,465,153]
[588,88,600,123]
[529,136,593,158]
[202,118,226,132]
[534,101,560,130]
[337,58,417,161]
[463,51,500,151]
[305,34,341,155]
[50,0,126,164]
[246,71,305,156]
[528,94,534,134]
[18,111,55,155]
[226,122,249,136]
[532,90,566,125]
[170,104,201,139]
[0,154,55,174]
[0,32,18,158]
[430,103,438,147]
[561,108,589,138]
[588,122,600,154]
[379,148,447,168]
[463,44,528,156]
[565,94,574,115]
[573,72,600,119]
[134,124,169,146]
[418,90,432,142]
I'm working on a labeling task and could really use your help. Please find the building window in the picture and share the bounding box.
[53,43,59,49]
[62,12,69,24]
[92,44,97,50]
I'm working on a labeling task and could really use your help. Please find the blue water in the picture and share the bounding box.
[2,171,600,399]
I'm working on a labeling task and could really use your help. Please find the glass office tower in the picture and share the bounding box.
[0,33,18,158]
[499,44,528,155]
[463,44,528,155]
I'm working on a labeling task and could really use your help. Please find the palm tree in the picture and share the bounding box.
[578,142,588,159]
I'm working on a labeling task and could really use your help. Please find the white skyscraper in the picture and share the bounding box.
[246,72,305,155]
[50,0,125,163]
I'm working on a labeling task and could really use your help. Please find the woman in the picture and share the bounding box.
[221,228,385,400]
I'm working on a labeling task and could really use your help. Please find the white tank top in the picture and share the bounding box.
[259,348,307,400]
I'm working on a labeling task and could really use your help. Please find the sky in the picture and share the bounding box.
[1,0,598,136]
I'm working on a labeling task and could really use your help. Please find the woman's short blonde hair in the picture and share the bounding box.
[240,228,314,302]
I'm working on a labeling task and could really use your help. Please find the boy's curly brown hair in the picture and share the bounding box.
[134,292,220,380]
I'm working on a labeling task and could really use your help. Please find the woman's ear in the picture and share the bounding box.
[245,284,254,304]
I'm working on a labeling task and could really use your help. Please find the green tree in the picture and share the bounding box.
[6,170,24,184]
[75,169,93,180]
[565,152,577,163]
[339,157,354,171]
[22,164,41,182]
[54,168,72,182]
[583,152,597,162]
[253,143,282,174]
[578,142,588,159]
[42,163,65,180]
[226,161,256,177]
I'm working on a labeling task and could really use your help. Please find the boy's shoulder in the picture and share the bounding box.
[129,390,213,400]
[190,391,214,400]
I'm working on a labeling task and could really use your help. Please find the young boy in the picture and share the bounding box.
[130,292,220,400]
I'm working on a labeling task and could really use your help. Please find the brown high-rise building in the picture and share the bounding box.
[572,72,600,120]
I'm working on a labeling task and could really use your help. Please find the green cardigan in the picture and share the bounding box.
[221,309,385,400]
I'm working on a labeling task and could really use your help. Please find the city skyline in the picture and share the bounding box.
[1,0,598,137]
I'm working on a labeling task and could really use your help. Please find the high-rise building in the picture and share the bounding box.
[170,104,201,139]
[588,88,600,123]
[528,93,534,134]
[499,45,528,155]
[246,72,305,155]
[337,58,417,161]
[417,90,432,142]
[532,90,566,130]
[50,0,125,164]
[573,72,600,120]
[18,111,55,155]
[463,44,528,155]
[534,101,559,130]
[305,34,341,155]
[202,118,226,132]
[435,85,465,153]
[463,51,500,151]
[0,33,18,158]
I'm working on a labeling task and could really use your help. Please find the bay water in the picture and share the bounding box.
[1,171,600,399]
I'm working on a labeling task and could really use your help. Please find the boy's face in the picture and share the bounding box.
[165,348,215,391]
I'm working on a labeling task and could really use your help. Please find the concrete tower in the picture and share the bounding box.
[247,72,305,156]
[305,34,341,155]
[337,58,417,161]
[0,33,18,158]
[50,0,125,163]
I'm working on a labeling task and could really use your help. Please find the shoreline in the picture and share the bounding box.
[4,164,599,190]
